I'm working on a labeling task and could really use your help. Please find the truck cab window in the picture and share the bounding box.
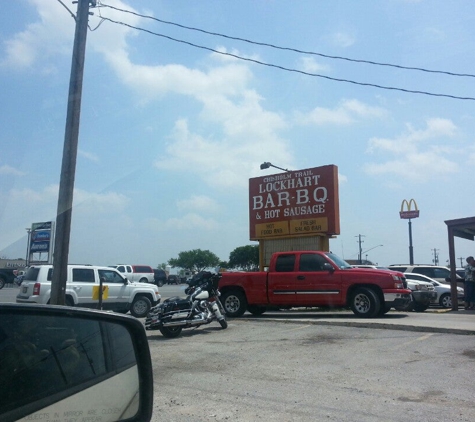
[275,255,296,272]
[299,254,327,272]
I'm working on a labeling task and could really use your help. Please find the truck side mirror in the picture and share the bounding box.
[323,263,334,272]
[0,304,153,422]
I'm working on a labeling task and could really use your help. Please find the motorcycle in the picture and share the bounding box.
[145,271,227,338]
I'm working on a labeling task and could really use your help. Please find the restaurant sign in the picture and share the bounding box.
[249,165,340,240]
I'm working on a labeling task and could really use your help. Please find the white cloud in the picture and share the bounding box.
[4,0,292,191]
[298,57,329,73]
[295,99,386,126]
[176,195,221,213]
[78,150,99,163]
[0,185,130,252]
[331,32,356,48]
[0,165,25,176]
[146,213,219,231]
[364,118,459,181]
[1,0,73,69]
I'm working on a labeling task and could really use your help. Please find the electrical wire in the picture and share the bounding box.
[98,2,475,79]
[98,16,475,101]
[56,0,76,21]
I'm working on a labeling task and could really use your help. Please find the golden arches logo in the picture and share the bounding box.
[400,199,420,219]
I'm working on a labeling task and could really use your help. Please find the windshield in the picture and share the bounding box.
[324,253,352,269]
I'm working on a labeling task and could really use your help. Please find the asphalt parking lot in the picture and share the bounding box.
[146,312,475,422]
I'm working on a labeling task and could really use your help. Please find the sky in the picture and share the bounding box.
[1,0,475,269]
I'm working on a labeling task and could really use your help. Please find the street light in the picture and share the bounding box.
[361,245,383,263]
[260,162,291,172]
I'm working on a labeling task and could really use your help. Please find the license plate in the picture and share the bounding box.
[22,287,27,294]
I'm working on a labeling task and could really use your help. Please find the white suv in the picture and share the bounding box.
[16,265,161,318]
[388,265,463,285]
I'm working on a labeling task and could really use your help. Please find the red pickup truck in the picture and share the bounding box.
[219,251,411,318]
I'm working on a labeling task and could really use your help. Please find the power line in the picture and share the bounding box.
[99,2,475,79]
[56,0,76,21]
[97,16,475,101]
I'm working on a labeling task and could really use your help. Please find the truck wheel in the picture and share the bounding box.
[130,296,151,318]
[350,287,381,318]
[65,296,74,307]
[138,277,148,284]
[159,326,183,338]
[377,304,392,316]
[413,303,429,312]
[247,305,267,316]
[439,293,452,308]
[0,278,5,289]
[221,290,247,317]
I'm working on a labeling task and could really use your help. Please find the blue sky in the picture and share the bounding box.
[1,0,475,268]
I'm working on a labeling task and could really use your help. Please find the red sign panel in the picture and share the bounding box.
[249,165,340,240]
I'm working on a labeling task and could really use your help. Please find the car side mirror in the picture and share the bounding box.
[323,263,334,272]
[0,304,153,422]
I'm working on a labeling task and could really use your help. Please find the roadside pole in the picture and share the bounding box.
[50,0,92,305]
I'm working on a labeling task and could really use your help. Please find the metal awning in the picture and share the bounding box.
[445,216,475,310]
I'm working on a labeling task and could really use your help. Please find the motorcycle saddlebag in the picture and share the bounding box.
[162,297,191,315]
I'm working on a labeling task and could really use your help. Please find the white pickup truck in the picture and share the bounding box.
[16,264,161,318]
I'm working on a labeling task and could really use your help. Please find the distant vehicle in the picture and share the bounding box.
[394,274,437,312]
[153,269,167,286]
[404,273,464,308]
[167,275,180,285]
[0,268,18,289]
[388,264,463,286]
[109,265,155,284]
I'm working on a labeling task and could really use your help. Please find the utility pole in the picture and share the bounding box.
[432,248,439,265]
[355,234,365,264]
[50,0,93,305]
[458,257,465,267]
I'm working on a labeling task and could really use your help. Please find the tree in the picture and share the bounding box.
[156,263,167,270]
[228,245,259,271]
[168,249,221,273]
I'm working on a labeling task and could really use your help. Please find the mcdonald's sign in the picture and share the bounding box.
[400,199,420,219]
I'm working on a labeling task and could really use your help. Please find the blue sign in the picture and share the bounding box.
[32,231,51,242]
[30,241,50,252]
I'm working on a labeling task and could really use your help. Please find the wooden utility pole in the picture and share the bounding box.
[50,0,92,304]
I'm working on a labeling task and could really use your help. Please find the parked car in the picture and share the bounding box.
[16,264,161,318]
[404,273,464,308]
[167,275,180,285]
[153,269,167,286]
[388,264,464,287]
[456,268,466,280]
[394,275,437,312]
[109,265,155,284]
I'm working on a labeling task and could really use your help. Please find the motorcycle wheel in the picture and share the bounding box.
[159,326,183,338]
[218,318,228,329]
